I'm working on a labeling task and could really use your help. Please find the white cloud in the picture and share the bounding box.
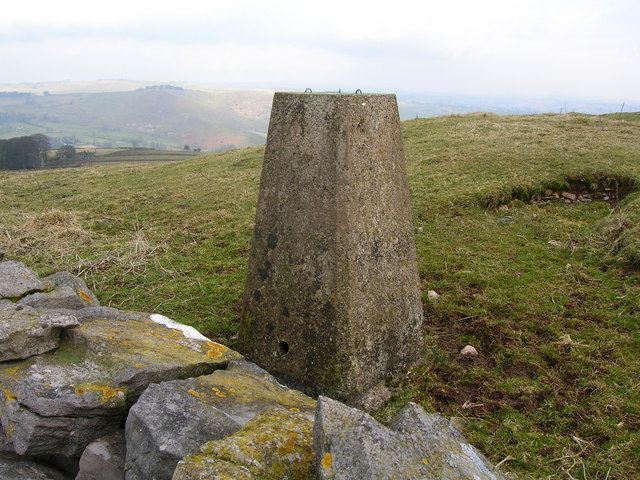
[1,0,638,100]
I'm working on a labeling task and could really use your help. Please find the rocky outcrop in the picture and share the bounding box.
[314,396,509,480]
[173,407,315,480]
[125,359,316,480]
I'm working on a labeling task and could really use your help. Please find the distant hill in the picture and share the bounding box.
[0,82,273,151]
[2,80,637,151]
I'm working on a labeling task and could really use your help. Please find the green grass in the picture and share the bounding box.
[1,112,638,479]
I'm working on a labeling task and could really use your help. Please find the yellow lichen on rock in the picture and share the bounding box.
[211,387,226,398]
[322,452,333,469]
[173,407,315,480]
[187,389,206,399]
[77,289,94,303]
[205,342,228,359]
[4,388,16,403]
[73,384,126,403]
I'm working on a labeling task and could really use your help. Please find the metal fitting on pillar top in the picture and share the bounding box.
[303,88,364,94]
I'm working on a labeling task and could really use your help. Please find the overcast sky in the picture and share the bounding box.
[1,0,638,101]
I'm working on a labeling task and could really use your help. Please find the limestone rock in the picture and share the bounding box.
[125,359,315,480]
[1,299,17,311]
[19,272,99,310]
[313,396,508,480]
[76,431,126,480]
[427,289,440,301]
[0,305,79,361]
[0,261,43,299]
[0,452,70,480]
[0,312,241,460]
[173,407,315,480]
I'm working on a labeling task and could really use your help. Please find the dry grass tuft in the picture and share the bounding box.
[23,209,87,238]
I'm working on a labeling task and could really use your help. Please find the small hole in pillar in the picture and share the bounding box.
[278,340,290,356]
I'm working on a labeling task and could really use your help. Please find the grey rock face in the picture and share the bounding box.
[19,271,100,310]
[313,396,509,480]
[125,360,315,480]
[239,93,423,408]
[172,407,315,480]
[0,452,70,480]
[0,305,79,361]
[0,312,241,460]
[0,261,43,299]
[76,431,126,480]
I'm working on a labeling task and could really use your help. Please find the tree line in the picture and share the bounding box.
[0,134,80,170]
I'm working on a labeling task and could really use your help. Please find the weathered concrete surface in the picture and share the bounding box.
[239,93,424,408]
[172,407,315,480]
[125,359,315,480]
[0,312,241,459]
[313,396,509,480]
[0,305,79,361]
[76,431,126,480]
[0,261,43,299]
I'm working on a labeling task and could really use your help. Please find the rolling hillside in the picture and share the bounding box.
[1,111,639,479]
[0,85,272,151]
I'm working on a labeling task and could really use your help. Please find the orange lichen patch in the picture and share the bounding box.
[211,387,227,398]
[74,385,126,403]
[422,458,429,465]
[172,329,184,334]
[289,407,300,413]
[187,389,206,398]
[276,431,300,455]
[228,387,237,393]
[77,289,94,303]
[134,363,145,368]
[4,389,16,403]
[322,452,333,469]
[206,345,227,358]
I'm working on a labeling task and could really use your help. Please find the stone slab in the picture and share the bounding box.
[0,312,241,459]
[0,305,79,361]
[125,359,315,480]
[172,407,314,480]
[0,261,43,299]
[313,396,509,480]
[76,431,126,480]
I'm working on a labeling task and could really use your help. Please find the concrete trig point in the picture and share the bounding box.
[239,91,423,409]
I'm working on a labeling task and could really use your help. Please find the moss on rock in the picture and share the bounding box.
[173,407,315,480]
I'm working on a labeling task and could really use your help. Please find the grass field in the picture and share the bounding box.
[0,112,638,479]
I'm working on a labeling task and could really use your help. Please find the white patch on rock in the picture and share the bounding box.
[149,314,210,342]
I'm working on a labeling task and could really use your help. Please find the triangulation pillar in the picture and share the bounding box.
[238,92,423,408]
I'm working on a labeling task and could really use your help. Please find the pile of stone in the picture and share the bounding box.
[0,258,508,479]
